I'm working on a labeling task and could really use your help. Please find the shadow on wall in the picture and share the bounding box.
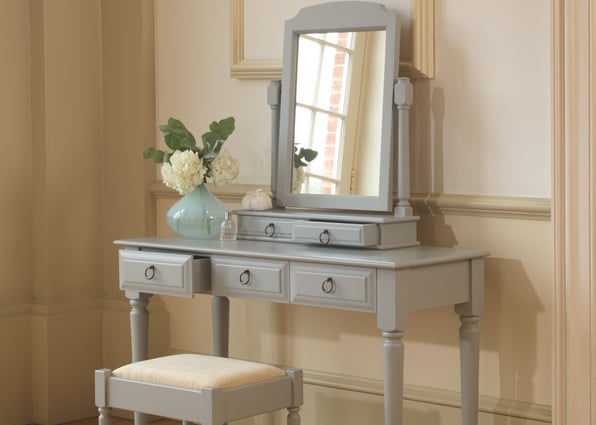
[484,256,544,410]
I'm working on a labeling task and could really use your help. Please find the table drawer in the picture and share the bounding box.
[237,216,295,241]
[211,256,289,302]
[290,262,376,312]
[119,250,210,298]
[292,222,379,247]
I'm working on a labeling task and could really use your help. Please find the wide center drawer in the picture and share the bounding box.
[211,256,290,302]
[119,250,210,297]
[290,262,376,312]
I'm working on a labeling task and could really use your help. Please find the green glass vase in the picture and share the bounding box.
[166,184,227,239]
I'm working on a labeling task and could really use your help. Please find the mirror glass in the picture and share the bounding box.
[292,30,386,197]
[276,2,400,212]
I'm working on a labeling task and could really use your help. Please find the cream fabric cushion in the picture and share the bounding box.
[112,354,286,390]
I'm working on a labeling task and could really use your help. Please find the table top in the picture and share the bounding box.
[115,237,488,270]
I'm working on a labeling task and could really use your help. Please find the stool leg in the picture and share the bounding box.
[98,406,112,425]
[287,406,300,425]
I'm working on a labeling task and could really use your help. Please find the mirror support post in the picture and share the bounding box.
[268,80,282,206]
[394,78,414,217]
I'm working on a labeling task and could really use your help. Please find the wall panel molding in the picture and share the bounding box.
[552,0,596,423]
[230,0,435,79]
[151,182,551,221]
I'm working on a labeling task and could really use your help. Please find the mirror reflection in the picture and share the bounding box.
[291,30,386,196]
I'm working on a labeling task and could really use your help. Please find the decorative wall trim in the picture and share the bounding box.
[0,296,166,318]
[410,192,551,220]
[551,0,596,424]
[551,0,565,424]
[151,182,551,221]
[0,302,32,318]
[230,0,435,79]
[303,369,552,423]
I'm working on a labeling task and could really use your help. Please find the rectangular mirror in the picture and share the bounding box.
[276,2,400,212]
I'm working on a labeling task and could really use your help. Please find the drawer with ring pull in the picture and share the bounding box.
[290,262,376,312]
[237,216,295,241]
[119,250,210,297]
[211,256,289,302]
[292,222,379,247]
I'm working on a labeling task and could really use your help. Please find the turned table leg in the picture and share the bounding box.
[459,315,480,425]
[127,292,152,425]
[455,258,484,425]
[383,330,405,425]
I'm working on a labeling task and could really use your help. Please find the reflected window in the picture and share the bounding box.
[294,32,355,195]
[293,31,384,196]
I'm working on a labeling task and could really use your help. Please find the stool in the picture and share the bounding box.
[95,354,303,425]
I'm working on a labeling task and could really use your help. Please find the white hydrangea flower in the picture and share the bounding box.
[161,149,206,195]
[209,147,240,186]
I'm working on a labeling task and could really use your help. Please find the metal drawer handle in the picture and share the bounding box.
[144,265,156,280]
[264,223,276,237]
[319,229,331,245]
[322,277,335,294]
[239,269,251,285]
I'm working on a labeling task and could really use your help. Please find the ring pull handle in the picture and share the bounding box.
[264,223,275,237]
[322,277,335,294]
[319,229,331,245]
[239,269,251,285]
[144,265,156,280]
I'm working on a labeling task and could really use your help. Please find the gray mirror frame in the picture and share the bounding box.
[275,1,400,212]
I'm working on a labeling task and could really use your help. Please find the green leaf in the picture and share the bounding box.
[202,117,235,151]
[143,147,169,163]
[293,146,318,168]
[301,148,318,162]
[160,117,197,151]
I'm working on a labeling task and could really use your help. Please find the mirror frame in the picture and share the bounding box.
[275,1,400,212]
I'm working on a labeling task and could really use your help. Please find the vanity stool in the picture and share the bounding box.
[95,353,303,425]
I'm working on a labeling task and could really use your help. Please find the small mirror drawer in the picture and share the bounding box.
[119,250,210,297]
[237,216,295,240]
[290,262,376,312]
[211,256,289,302]
[292,222,379,247]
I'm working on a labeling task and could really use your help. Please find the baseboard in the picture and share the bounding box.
[304,369,551,423]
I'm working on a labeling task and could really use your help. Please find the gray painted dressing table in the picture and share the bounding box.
[121,3,489,424]
[115,236,487,425]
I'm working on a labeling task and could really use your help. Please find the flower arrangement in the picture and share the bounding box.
[292,146,318,192]
[144,117,239,195]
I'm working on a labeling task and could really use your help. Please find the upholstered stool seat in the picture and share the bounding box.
[95,354,303,425]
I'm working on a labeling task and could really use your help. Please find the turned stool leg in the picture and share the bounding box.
[287,406,300,425]
[98,406,112,425]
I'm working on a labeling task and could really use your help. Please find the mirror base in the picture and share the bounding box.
[234,209,419,250]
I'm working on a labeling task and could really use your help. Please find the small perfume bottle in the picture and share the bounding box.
[219,210,237,241]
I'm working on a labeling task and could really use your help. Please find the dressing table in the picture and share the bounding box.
[116,3,488,425]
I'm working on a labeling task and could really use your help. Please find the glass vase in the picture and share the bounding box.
[166,184,227,239]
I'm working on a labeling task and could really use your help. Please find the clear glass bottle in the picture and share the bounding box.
[219,210,237,241]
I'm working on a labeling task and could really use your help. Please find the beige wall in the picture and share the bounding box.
[0,0,554,424]
[1,2,34,422]
[153,1,552,425]
[1,1,156,424]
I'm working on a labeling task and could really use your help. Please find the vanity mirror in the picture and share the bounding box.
[276,1,399,212]
[236,1,419,249]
